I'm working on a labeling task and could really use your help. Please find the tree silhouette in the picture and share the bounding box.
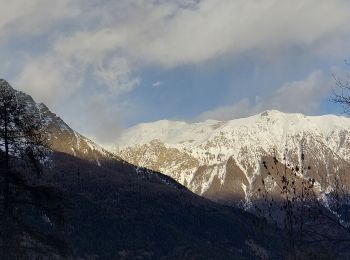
[255,146,350,259]
[255,149,316,259]
[0,79,69,258]
[332,60,350,113]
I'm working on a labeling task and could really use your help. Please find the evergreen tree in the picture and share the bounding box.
[0,79,69,259]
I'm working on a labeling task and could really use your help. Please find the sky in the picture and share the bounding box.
[1,0,350,145]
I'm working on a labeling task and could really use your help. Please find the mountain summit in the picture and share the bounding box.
[114,110,350,204]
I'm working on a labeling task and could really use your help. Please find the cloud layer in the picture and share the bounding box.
[5,0,350,101]
[1,0,349,142]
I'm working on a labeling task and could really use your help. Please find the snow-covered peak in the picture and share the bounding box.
[116,110,350,148]
[117,118,224,147]
[114,110,350,204]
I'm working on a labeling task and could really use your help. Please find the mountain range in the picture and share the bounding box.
[113,110,350,206]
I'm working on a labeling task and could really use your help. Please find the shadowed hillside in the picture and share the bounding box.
[43,151,284,259]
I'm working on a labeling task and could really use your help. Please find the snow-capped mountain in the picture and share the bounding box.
[113,110,350,204]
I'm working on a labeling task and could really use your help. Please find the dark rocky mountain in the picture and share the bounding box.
[47,152,284,259]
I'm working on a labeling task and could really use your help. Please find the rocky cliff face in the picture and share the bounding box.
[0,78,117,166]
[31,101,119,166]
[114,110,350,205]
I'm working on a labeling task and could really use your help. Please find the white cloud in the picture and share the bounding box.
[198,71,331,120]
[47,0,349,68]
[15,54,85,105]
[152,81,162,88]
[94,57,140,94]
[0,0,79,37]
[15,33,140,105]
[121,0,350,66]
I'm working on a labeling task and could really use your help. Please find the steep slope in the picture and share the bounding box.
[12,85,118,166]
[114,110,350,204]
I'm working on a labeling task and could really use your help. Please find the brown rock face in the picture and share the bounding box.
[195,157,249,204]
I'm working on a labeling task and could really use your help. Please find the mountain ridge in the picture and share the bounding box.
[113,110,350,205]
